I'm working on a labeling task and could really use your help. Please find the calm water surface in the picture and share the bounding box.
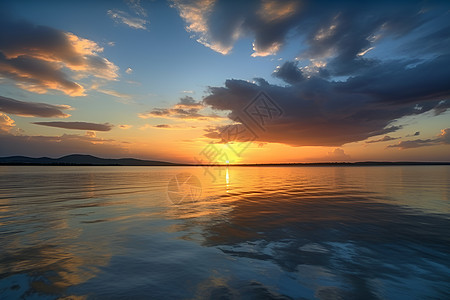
[0,166,449,299]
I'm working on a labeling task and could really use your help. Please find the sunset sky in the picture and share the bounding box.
[0,0,449,163]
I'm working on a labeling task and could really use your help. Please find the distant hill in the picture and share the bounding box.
[0,154,182,166]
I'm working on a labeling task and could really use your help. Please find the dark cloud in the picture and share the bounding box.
[173,0,449,148]
[32,121,113,131]
[433,100,450,116]
[272,61,304,84]
[0,95,71,118]
[203,56,449,146]
[338,55,450,105]
[172,0,449,66]
[400,25,450,56]
[0,18,118,96]
[366,135,399,144]
[154,124,171,128]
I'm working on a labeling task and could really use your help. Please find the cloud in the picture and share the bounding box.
[171,0,301,55]
[0,113,15,132]
[139,96,221,120]
[171,0,449,61]
[171,0,230,54]
[154,124,171,128]
[32,121,113,131]
[177,96,203,109]
[439,128,450,144]
[273,61,304,84]
[366,135,399,144]
[125,67,133,74]
[387,128,450,149]
[126,0,147,17]
[107,9,148,30]
[202,54,450,147]
[327,148,351,161]
[0,19,119,96]
[119,124,132,129]
[85,131,96,138]
[387,139,437,149]
[0,95,72,118]
[172,0,449,148]
[96,88,132,102]
[405,131,420,137]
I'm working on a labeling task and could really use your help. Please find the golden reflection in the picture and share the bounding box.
[225,166,230,190]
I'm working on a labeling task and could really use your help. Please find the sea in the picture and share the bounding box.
[0,165,449,299]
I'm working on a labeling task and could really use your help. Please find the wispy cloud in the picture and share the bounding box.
[97,88,133,103]
[107,9,148,30]
[32,121,113,131]
[0,96,72,118]
[366,135,400,144]
[126,0,147,17]
[139,96,221,120]
[387,128,450,149]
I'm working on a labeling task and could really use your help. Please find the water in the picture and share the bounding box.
[0,166,449,299]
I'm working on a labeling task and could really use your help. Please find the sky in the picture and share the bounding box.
[0,0,449,164]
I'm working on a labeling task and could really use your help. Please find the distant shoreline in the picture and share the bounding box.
[1,163,450,166]
[1,154,449,167]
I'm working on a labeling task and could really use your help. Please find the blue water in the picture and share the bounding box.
[0,166,449,299]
